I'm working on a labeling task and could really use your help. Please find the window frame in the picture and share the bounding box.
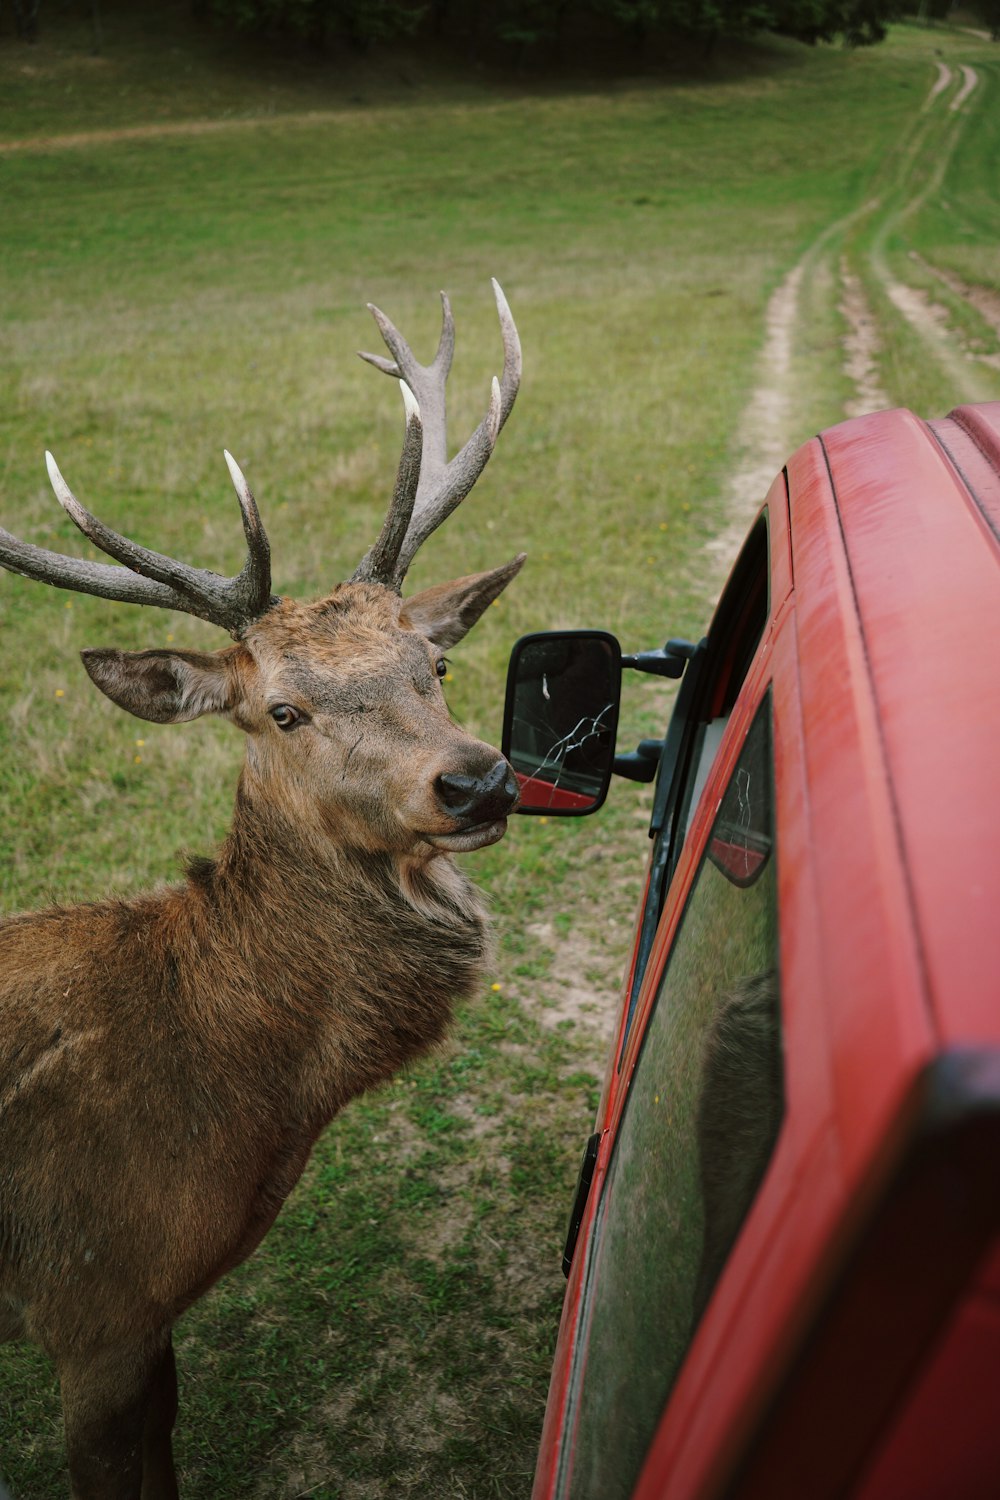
[618,510,773,1065]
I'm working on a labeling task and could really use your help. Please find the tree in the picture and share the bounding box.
[207,0,423,49]
[589,0,901,49]
[968,0,1000,39]
[11,0,42,42]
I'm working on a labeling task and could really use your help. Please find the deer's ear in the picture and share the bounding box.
[81,647,238,724]
[401,553,526,650]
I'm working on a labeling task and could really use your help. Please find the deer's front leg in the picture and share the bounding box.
[59,1337,177,1500]
[141,1338,179,1500]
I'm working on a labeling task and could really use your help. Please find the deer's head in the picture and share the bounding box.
[1,282,525,858]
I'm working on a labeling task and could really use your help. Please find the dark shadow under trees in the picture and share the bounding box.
[1,0,915,59]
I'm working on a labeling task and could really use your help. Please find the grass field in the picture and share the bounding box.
[1,6,998,1496]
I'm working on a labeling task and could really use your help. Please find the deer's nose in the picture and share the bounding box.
[436,759,519,823]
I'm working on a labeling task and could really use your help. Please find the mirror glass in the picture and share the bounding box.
[502,632,621,815]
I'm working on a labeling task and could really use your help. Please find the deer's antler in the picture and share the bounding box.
[352,278,521,590]
[0,451,275,638]
[1,283,520,626]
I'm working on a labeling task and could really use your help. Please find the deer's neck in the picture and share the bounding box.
[182,775,490,1119]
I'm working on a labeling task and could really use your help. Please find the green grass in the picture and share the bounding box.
[1,8,998,1497]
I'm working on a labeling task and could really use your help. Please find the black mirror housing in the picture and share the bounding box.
[501,631,622,816]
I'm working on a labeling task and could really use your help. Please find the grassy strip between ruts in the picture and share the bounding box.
[2,13,998,1497]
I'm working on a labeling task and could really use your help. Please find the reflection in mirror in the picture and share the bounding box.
[502,632,621,815]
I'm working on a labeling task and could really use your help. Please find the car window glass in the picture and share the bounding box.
[680,715,727,844]
[622,517,771,1052]
[562,698,782,1500]
[675,519,770,849]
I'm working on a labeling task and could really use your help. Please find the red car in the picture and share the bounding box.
[502,403,1000,1500]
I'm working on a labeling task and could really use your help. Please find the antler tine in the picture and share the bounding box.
[393,280,520,580]
[431,290,457,380]
[489,278,521,429]
[353,280,521,590]
[0,453,275,639]
[359,292,455,389]
[222,450,274,618]
[352,383,423,586]
[48,451,209,596]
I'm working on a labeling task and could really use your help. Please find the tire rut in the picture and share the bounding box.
[716,47,996,592]
[861,56,997,404]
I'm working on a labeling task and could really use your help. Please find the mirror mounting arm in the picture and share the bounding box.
[620,638,699,678]
[613,740,662,783]
[614,641,698,779]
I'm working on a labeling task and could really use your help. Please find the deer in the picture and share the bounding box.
[0,280,524,1500]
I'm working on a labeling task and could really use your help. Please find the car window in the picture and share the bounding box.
[679,714,727,845]
[622,516,771,1049]
[561,698,783,1500]
[674,517,770,849]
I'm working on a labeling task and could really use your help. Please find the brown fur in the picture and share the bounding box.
[0,569,521,1498]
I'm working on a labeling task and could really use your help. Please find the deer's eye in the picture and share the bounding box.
[435,658,449,679]
[270,704,303,732]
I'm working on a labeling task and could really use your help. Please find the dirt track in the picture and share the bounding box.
[717,52,997,551]
[0,108,358,155]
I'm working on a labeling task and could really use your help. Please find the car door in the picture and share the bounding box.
[534,481,824,1500]
[560,691,782,1500]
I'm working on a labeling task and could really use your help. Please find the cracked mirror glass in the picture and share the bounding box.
[504,634,620,813]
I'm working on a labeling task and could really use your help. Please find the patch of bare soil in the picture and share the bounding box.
[910,253,1000,363]
[882,265,1000,392]
[0,110,347,156]
[704,262,804,579]
[525,912,627,1045]
[882,269,994,398]
[709,195,890,571]
[268,1341,470,1499]
[951,64,979,112]
[497,771,655,1050]
[840,262,890,418]
[928,62,953,104]
[885,276,952,337]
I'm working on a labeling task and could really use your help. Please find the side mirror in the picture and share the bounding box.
[501,631,622,815]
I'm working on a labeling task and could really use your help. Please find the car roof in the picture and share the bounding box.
[805,402,1000,1049]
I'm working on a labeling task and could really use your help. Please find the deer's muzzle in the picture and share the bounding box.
[422,758,519,852]
[436,760,518,823]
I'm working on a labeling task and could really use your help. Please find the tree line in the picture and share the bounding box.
[6,1,999,54]
[201,0,906,51]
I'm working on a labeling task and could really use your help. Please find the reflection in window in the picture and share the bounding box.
[562,699,782,1500]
